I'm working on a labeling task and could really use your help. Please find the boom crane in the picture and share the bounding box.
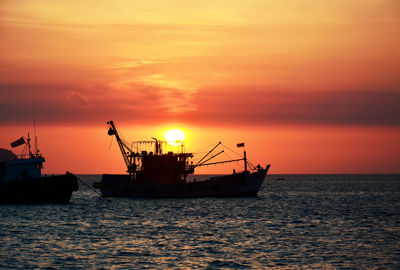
[107,120,135,174]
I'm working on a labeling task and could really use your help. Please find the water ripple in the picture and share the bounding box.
[1,174,399,269]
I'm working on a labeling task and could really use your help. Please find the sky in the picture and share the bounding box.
[0,0,399,174]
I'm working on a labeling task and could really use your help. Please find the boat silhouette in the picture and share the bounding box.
[0,133,78,204]
[101,121,270,198]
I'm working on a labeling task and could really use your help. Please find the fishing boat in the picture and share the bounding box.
[101,121,270,198]
[0,134,78,204]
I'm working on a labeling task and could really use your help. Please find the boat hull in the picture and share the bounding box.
[0,173,78,204]
[101,166,269,198]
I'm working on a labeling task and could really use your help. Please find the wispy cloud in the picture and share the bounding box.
[112,59,170,70]
[1,0,399,128]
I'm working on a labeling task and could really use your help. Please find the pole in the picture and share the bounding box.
[32,103,38,156]
[28,132,32,157]
[195,141,221,166]
[244,150,247,172]
[196,150,224,166]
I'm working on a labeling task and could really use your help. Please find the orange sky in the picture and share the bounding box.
[1,0,399,174]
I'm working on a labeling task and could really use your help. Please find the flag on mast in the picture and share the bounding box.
[11,137,25,148]
[237,142,245,148]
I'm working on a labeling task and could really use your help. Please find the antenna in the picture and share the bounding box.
[32,103,39,156]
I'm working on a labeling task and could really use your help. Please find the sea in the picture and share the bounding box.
[1,174,399,269]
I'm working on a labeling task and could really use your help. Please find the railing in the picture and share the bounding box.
[18,153,42,160]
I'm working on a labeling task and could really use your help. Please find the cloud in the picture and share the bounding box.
[185,87,400,127]
[1,0,399,128]
[0,82,163,125]
[112,59,169,70]
[1,81,399,127]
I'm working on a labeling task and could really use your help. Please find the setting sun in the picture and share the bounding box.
[0,0,399,175]
[165,129,185,146]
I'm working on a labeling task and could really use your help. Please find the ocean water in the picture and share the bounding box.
[1,174,399,269]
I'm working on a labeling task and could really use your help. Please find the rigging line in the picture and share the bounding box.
[112,122,132,152]
[247,160,258,172]
[198,158,243,167]
[197,150,224,166]
[21,143,28,159]
[192,142,220,153]
[76,177,112,202]
[108,135,113,149]
[248,160,256,168]
[221,143,243,158]
[191,152,207,158]
[192,143,215,153]
[221,143,257,171]
[192,150,218,160]
[192,150,214,156]
[118,131,130,150]
[192,148,213,155]
[247,163,255,171]
[195,142,221,166]
[222,150,232,159]
[225,159,239,170]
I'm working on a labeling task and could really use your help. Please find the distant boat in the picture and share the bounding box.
[101,121,270,198]
[0,134,78,204]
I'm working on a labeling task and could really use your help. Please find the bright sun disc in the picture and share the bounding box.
[165,129,185,146]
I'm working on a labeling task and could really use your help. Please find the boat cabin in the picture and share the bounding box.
[0,156,45,182]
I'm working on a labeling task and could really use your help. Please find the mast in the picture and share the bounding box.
[195,142,249,172]
[27,133,32,158]
[244,150,247,172]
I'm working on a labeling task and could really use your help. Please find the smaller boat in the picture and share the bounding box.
[0,133,78,204]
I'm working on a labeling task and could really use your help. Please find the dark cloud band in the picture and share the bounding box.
[1,82,399,127]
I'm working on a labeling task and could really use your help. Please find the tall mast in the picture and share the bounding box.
[243,150,247,172]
